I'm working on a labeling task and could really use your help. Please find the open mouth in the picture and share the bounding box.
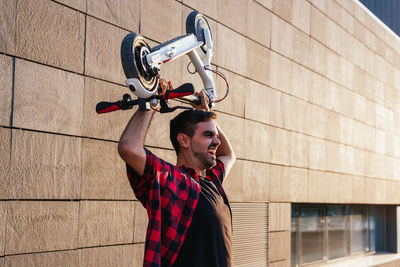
[208,147,216,156]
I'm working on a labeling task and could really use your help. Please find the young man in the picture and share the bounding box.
[118,90,236,267]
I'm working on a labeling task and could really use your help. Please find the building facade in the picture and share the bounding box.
[1,0,400,266]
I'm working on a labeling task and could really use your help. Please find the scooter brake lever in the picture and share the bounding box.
[160,105,193,113]
[159,96,193,113]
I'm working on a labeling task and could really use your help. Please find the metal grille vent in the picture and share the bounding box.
[231,202,269,267]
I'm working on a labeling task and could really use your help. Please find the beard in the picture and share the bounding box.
[191,143,217,170]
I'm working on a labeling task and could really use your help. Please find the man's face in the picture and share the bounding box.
[190,120,221,170]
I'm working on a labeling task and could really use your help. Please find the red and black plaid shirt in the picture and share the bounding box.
[126,148,228,267]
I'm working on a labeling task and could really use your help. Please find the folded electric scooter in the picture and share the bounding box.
[96,11,228,114]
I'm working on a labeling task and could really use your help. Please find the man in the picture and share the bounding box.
[118,90,236,267]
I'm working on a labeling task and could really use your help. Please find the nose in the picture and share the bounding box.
[213,136,221,146]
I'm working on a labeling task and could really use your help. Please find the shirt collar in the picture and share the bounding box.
[179,165,199,181]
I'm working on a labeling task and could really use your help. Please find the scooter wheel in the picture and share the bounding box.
[121,32,158,94]
[186,11,212,54]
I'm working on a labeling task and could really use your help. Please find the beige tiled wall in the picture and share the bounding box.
[1,0,400,265]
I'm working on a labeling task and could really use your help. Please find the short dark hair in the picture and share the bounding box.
[170,109,216,155]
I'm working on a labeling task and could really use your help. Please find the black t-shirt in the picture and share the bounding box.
[173,177,232,267]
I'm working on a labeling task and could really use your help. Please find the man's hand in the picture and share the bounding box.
[191,89,210,111]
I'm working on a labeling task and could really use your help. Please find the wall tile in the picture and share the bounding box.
[270,165,287,202]
[247,0,272,47]
[271,0,292,23]
[0,52,12,127]
[217,0,248,35]
[292,0,310,34]
[216,24,247,76]
[81,139,134,200]
[339,89,356,120]
[141,0,182,42]
[245,39,270,85]
[255,0,272,10]
[55,0,86,12]
[269,203,291,231]
[365,178,385,204]
[133,201,148,243]
[0,202,6,256]
[310,6,341,57]
[183,0,218,20]
[326,110,340,142]
[352,148,365,177]
[133,243,145,266]
[337,174,353,203]
[269,51,292,94]
[79,244,142,267]
[0,0,17,55]
[269,260,290,267]
[271,166,307,202]
[87,0,140,31]
[215,69,247,117]
[268,231,290,262]
[0,128,10,199]
[271,14,310,66]
[15,0,84,73]
[291,63,310,101]
[10,130,81,199]
[145,110,176,150]
[242,160,270,201]
[243,119,271,162]
[223,160,245,202]
[82,77,132,141]
[309,71,326,107]
[245,81,273,125]
[5,250,79,267]
[282,94,309,134]
[339,115,354,146]
[78,201,134,247]
[13,59,83,135]
[290,132,308,168]
[352,175,365,203]
[309,104,326,139]
[218,113,246,159]
[308,136,326,171]
[325,140,340,172]
[286,167,308,202]
[270,127,291,166]
[85,16,128,84]
[5,201,79,254]
[308,170,329,203]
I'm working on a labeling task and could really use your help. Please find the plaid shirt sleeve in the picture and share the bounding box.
[126,148,201,267]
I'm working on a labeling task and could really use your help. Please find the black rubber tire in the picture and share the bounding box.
[120,32,158,94]
[186,11,212,54]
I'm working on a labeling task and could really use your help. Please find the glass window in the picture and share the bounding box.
[327,205,349,259]
[291,206,298,267]
[369,206,386,251]
[350,207,369,254]
[300,207,326,264]
[291,204,388,266]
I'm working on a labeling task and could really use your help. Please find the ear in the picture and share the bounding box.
[177,133,190,150]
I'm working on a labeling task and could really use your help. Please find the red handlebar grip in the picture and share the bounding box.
[164,83,194,100]
[96,102,121,114]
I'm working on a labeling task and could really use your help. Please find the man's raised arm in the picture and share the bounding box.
[215,121,236,177]
[118,109,155,176]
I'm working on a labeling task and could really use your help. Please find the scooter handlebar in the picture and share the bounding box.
[96,83,201,114]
